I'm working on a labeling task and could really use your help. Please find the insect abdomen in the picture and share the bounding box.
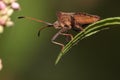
[73,13,100,24]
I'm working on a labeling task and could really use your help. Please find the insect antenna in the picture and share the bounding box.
[18,16,53,25]
[18,16,53,37]
[37,25,50,37]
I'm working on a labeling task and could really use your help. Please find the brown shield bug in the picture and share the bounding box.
[18,11,100,50]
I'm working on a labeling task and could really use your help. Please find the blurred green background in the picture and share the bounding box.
[0,0,120,80]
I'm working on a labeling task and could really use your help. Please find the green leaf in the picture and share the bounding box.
[55,17,120,65]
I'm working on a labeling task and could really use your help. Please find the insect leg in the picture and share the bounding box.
[60,33,73,42]
[76,25,84,31]
[51,29,65,50]
[73,25,84,32]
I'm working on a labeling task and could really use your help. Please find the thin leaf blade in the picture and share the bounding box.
[55,17,120,64]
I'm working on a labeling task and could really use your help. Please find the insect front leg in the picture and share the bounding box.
[51,29,65,51]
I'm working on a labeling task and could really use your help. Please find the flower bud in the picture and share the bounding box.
[6,20,14,27]
[0,7,8,15]
[11,2,20,10]
[0,15,8,25]
[7,8,13,16]
[0,1,6,10]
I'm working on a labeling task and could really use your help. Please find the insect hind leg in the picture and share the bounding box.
[51,29,65,51]
[60,33,73,42]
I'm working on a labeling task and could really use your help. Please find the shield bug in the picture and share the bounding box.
[18,11,100,50]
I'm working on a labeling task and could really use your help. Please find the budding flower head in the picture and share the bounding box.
[0,58,3,71]
[0,0,20,34]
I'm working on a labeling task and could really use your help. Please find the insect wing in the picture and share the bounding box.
[73,12,100,24]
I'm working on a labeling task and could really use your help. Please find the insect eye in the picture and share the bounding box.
[53,21,61,29]
[53,21,58,26]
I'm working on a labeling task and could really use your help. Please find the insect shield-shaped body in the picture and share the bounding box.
[18,11,100,50]
[53,12,100,31]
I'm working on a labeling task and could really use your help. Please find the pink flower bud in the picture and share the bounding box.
[0,7,8,15]
[0,15,8,25]
[0,1,6,10]
[11,2,20,10]
[0,19,6,25]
